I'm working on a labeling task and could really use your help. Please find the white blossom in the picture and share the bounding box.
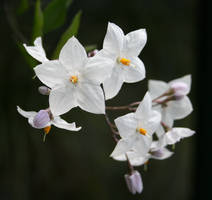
[148,75,193,137]
[110,92,161,157]
[17,106,81,134]
[94,22,146,100]
[34,37,108,116]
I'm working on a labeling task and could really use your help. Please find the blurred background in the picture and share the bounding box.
[0,0,209,199]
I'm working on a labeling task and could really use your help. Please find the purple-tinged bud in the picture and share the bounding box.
[124,170,143,195]
[88,49,98,57]
[170,82,189,100]
[38,86,51,95]
[33,110,50,129]
[151,149,164,158]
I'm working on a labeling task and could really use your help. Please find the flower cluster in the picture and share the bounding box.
[17,22,195,195]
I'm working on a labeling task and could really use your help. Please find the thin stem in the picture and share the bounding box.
[125,153,134,175]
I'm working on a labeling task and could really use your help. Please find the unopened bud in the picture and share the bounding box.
[124,170,143,195]
[88,49,98,57]
[170,82,189,100]
[33,110,50,128]
[38,86,51,95]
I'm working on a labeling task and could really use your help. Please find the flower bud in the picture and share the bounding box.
[124,170,143,194]
[33,110,50,129]
[88,49,98,57]
[170,82,189,100]
[38,86,51,95]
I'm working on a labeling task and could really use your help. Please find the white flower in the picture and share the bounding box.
[34,37,107,116]
[157,127,195,148]
[125,170,143,194]
[94,22,146,100]
[17,106,81,134]
[23,37,49,63]
[113,142,173,166]
[110,92,161,157]
[148,75,193,137]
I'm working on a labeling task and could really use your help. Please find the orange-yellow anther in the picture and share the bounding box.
[139,128,147,136]
[70,75,78,84]
[44,126,51,134]
[120,58,131,66]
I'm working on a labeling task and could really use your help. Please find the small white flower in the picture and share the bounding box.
[34,37,107,116]
[125,170,143,194]
[157,127,195,148]
[94,22,146,100]
[23,37,49,63]
[17,106,81,134]
[113,142,173,166]
[148,75,193,137]
[110,92,161,157]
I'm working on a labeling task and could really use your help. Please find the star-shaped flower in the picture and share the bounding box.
[110,92,161,157]
[17,106,81,135]
[34,37,108,116]
[148,75,193,137]
[94,22,147,100]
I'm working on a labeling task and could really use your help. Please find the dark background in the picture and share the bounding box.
[0,0,209,199]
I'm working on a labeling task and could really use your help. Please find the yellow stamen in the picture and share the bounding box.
[44,126,51,134]
[70,75,78,84]
[119,58,131,66]
[138,128,147,136]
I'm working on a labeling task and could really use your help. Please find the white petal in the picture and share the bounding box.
[103,66,123,100]
[34,60,68,88]
[17,106,37,119]
[77,83,105,114]
[114,113,137,139]
[122,57,146,83]
[159,127,195,147]
[135,92,152,120]
[134,134,152,157]
[148,80,169,100]
[110,138,134,157]
[103,22,124,55]
[166,96,193,120]
[169,74,191,94]
[142,110,161,135]
[59,37,87,71]
[49,85,77,116]
[123,29,147,57]
[155,124,165,138]
[23,37,48,63]
[82,50,114,84]
[51,116,81,131]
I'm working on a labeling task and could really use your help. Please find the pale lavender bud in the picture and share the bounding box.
[38,86,51,95]
[33,110,50,128]
[170,82,189,100]
[124,170,143,195]
[151,149,164,158]
[88,49,99,57]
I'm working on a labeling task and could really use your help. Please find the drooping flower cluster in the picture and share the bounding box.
[17,22,195,195]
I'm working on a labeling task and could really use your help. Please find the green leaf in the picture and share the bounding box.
[17,42,38,69]
[32,0,43,42]
[17,0,29,15]
[43,0,72,34]
[52,10,82,59]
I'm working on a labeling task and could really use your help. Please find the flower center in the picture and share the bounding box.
[137,128,147,136]
[44,126,51,134]
[119,57,131,66]
[69,75,78,84]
